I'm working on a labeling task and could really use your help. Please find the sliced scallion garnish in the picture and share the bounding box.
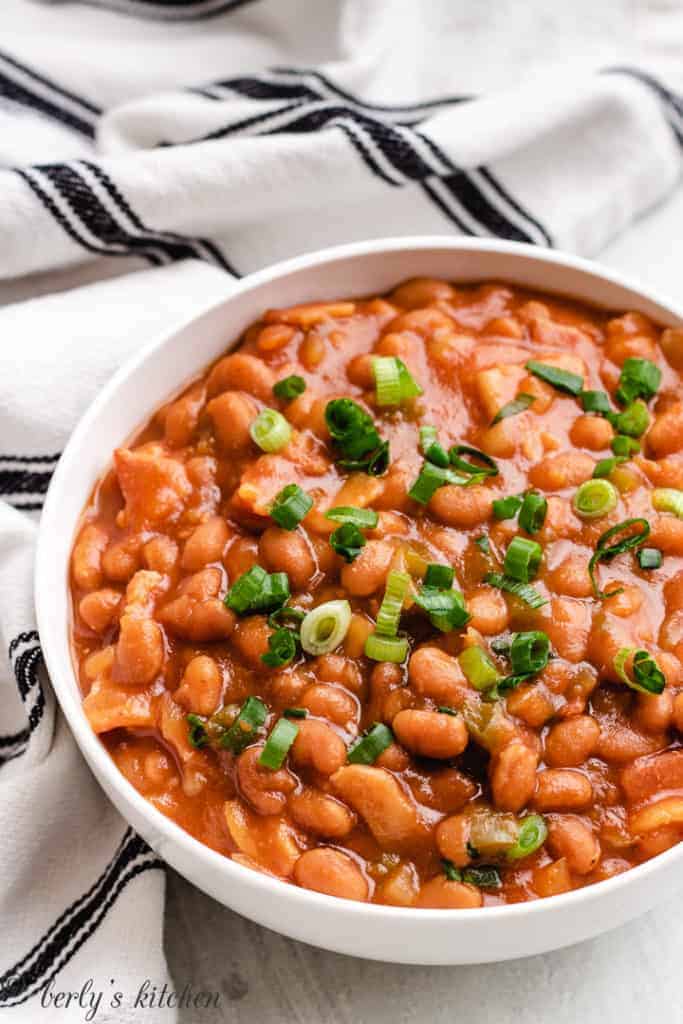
[611,435,640,457]
[273,375,306,401]
[492,495,523,521]
[330,522,366,562]
[652,488,683,518]
[419,425,438,453]
[220,696,268,753]
[572,479,618,520]
[458,645,500,691]
[462,865,502,889]
[372,356,423,406]
[613,647,665,695]
[225,565,290,615]
[616,357,661,405]
[503,536,542,582]
[414,585,470,633]
[270,483,313,530]
[506,814,548,860]
[283,707,308,719]
[408,461,464,504]
[449,444,499,481]
[580,390,612,415]
[510,630,550,675]
[375,570,411,637]
[613,400,649,438]
[261,627,299,668]
[425,442,451,468]
[300,599,352,655]
[593,456,624,479]
[518,492,547,534]
[364,632,409,663]
[325,506,379,529]
[485,572,548,609]
[525,360,583,396]
[250,408,292,453]
[258,717,299,769]
[325,398,390,476]
[491,393,535,425]
[424,563,455,589]
[637,547,662,570]
[347,722,394,764]
[587,517,650,599]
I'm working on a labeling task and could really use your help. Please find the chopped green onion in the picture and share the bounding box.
[449,444,499,480]
[261,627,299,668]
[475,535,491,554]
[437,706,458,716]
[510,631,550,675]
[325,506,379,528]
[485,572,548,609]
[220,696,268,753]
[419,425,438,453]
[611,435,640,457]
[424,563,455,589]
[441,859,462,882]
[588,517,650,599]
[258,718,299,769]
[518,492,547,535]
[507,814,548,860]
[593,456,624,479]
[408,461,463,505]
[364,632,409,663]
[613,401,649,438]
[273,375,306,401]
[325,398,389,475]
[414,586,470,633]
[526,360,583,396]
[283,707,308,719]
[372,356,423,406]
[187,713,209,749]
[462,866,502,889]
[458,645,500,691]
[375,570,411,637]
[347,722,394,764]
[493,672,535,696]
[614,648,666,695]
[580,390,612,415]
[250,408,292,453]
[225,565,290,615]
[637,547,662,570]
[491,393,535,425]
[330,522,366,562]
[268,605,306,629]
[493,495,523,520]
[652,488,683,518]
[425,442,450,468]
[300,600,352,655]
[503,536,542,582]
[616,357,661,405]
[270,483,313,530]
[573,479,618,519]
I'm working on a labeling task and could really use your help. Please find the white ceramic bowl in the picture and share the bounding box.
[36,237,683,965]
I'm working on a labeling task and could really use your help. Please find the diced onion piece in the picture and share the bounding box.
[300,599,352,655]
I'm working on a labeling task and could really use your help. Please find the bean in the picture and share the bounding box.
[435,813,471,867]
[408,646,470,706]
[546,815,600,875]
[79,588,121,634]
[114,615,164,686]
[546,551,595,598]
[164,385,204,448]
[143,535,178,575]
[102,535,143,583]
[531,858,572,898]
[343,613,374,659]
[346,353,375,389]
[224,799,301,877]
[648,515,683,556]
[596,721,665,764]
[313,653,365,695]
[330,765,429,850]
[340,540,393,597]
[160,594,236,644]
[630,796,683,835]
[224,535,259,580]
[291,719,347,776]
[375,863,419,906]
[465,587,509,635]
[288,789,355,838]
[648,401,683,458]
[181,516,230,571]
[264,301,356,328]
[230,615,271,668]
[570,414,614,451]
[534,769,593,811]
[256,323,298,352]
[388,307,454,338]
[415,876,482,909]
[115,446,191,529]
[206,352,274,401]
[633,690,673,735]
[474,364,526,422]
[390,277,454,309]
[674,692,683,732]
[174,655,223,716]
[529,452,595,491]
[236,745,296,815]
[207,391,258,454]
[268,669,309,706]
[301,684,359,729]
[620,749,683,803]
[259,527,315,591]
[392,709,468,759]
[490,740,538,812]
[605,333,658,367]
[506,681,555,728]
[428,484,493,528]
[71,523,109,590]
[293,849,369,901]
[544,715,600,767]
[659,327,683,372]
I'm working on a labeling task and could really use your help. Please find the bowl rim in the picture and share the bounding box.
[35,234,683,926]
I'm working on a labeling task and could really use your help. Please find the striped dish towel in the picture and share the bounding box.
[0,0,681,1019]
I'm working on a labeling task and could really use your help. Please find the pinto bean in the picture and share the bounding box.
[435,813,471,868]
[231,615,271,668]
[114,616,165,686]
[428,485,493,528]
[102,535,143,583]
[237,745,296,815]
[490,740,538,812]
[544,715,600,767]
[181,516,230,571]
[72,523,109,590]
[340,540,393,597]
[648,401,683,458]
[529,452,595,491]
[375,863,419,906]
[174,655,222,716]
[546,815,601,875]
[534,769,593,811]
[392,710,468,759]
[620,749,683,804]
[206,352,274,401]
[288,789,355,838]
[415,876,482,909]
[633,690,673,735]
[301,684,358,729]
[259,526,316,591]
[390,277,455,309]
[207,391,258,455]
[331,765,429,850]
[630,796,683,835]
[312,654,364,695]
[294,849,369,901]
[143,535,178,575]
[569,415,613,451]
[465,587,509,634]
[291,718,347,776]
[408,647,470,707]
[79,588,122,634]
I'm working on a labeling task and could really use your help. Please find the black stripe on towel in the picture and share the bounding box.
[58,0,258,22]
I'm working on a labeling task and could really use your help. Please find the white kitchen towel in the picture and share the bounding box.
[0,0,682,1020]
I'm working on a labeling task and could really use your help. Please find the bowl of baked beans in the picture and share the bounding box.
[36,237,683,963]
